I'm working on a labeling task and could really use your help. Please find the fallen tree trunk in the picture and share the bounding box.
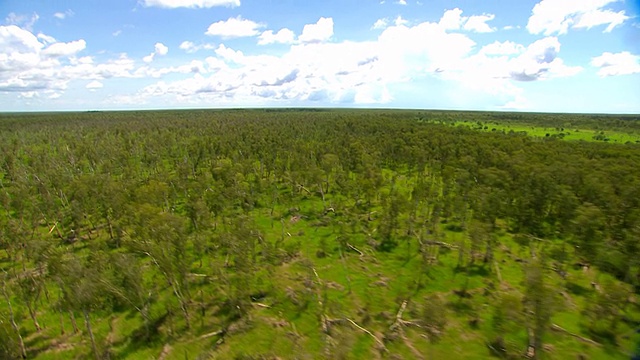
[550,324,601,346]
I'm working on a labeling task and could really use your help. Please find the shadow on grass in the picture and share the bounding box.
[453,264,490,277]
[113,311,169,359]
[24,331,65,359]
[565,281,591,296]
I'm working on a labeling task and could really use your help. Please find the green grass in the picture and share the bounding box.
[452,120,640,143]
[3,191,634,360]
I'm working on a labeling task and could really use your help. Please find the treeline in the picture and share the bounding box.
[0,109,639,358]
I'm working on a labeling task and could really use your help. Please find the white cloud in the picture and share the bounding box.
[439,8,495,32]
[42,39,86,57]
[501,95,532,110]
[394,16,409,26]
[155,42,169,55]
[591,51,640,76]
[0,25,44,53]
[205,16,263,38]
[507,37,582,81]
[5,12,39,31]
[0,25,139,96]
[298,17,334,43]
[439,8,465,30]
[37,33,56,44]
[463,14,495,33]
[396,0,407,4]
[179,40,216,52]
[179,41,194,51]
[135,60,207,78]
[143,54,155,63]
[123,13,522,107]
[54,9,75,20]
[574,9,628,32]
[86,80,103,90]
[215,44,245,63]
[480,41,525,56]
[143,42,169,63]
[372,18,388,30]
[142,0,240,8]
[432,35,581,111]
[527,0,629,35]
[258,28,296,45]
[0,7,588,110]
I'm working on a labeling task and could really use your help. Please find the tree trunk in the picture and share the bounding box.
[172,282,191,330]
[83,309,100,360]
[69,311,79,333]
[2,282,27,359]
[59,311,66,335]
[26,301,41,331]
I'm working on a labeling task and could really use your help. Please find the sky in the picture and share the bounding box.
[0,0,639,113]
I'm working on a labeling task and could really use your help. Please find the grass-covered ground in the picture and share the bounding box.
[1,109,640,359]
[12,192,637,359]
[448,120,640,143]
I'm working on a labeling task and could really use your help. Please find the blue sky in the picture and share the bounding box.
[0,0,639,113]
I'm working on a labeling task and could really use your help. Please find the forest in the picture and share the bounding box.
[1,109,640,359]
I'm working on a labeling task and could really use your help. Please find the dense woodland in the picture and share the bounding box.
[1,109,640,359]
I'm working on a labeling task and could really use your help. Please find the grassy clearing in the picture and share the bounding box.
[453,120,640,143]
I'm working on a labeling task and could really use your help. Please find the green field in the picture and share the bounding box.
[454,121,640,143]
[1,109,640,359]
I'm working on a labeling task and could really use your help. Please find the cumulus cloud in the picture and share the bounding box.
[258,28,295,45]
[396,0,407,5]
[439,8,495,32]
[155,42,168,55]
[527,0,629,35]
[480,41,525,56]
[298,17,334,43]
[86,80,103,90]
[37,33,56,44]
[591,51,640,76]
[42,39,86,57]
[179,40,216,52]
[0,25,44,53]
[130,15,485,106]
[143,42,169,63]
[450,36,581,83]
[142,54,155,63]
[142,0,240,8]
[1,7,585,110]
[463,14,496,33]
[215,44,245,63]
[431,35,581,110]
[439,8,465,30]
[507,37,582,81]
[205,16,263,38]
[372,18,388,30]
[0,25,137,96]
[135,60,207,78]
[394,16,409,26]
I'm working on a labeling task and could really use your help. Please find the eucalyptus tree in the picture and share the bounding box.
[126,204,192,329]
